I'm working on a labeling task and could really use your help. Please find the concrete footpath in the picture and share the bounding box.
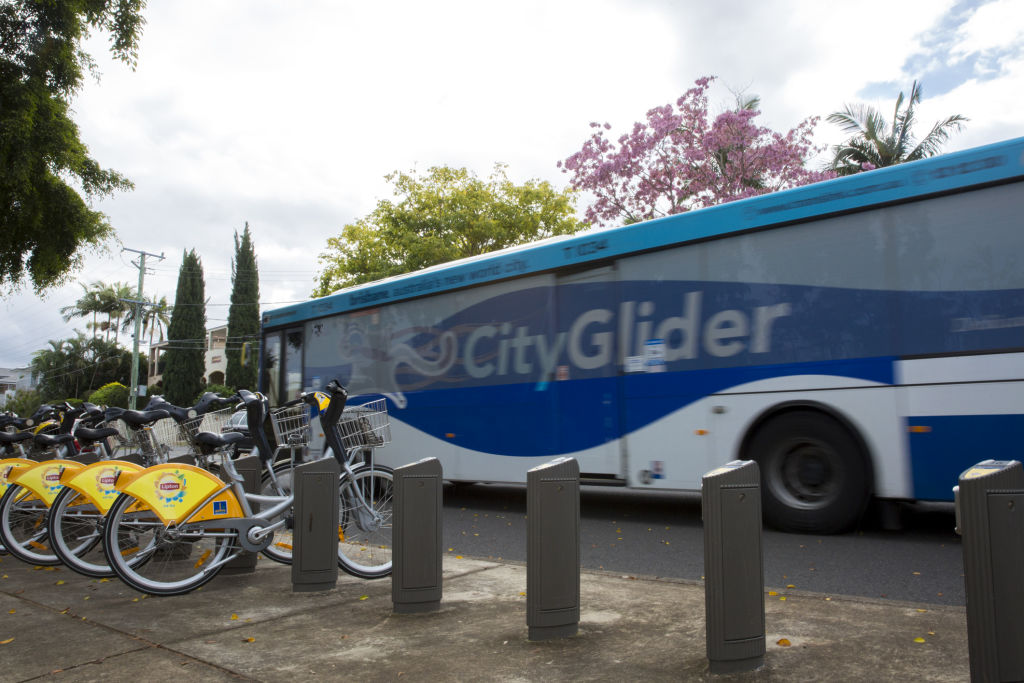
[0,553,968,682]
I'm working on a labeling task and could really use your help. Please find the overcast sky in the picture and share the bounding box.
[2,0,1022,369]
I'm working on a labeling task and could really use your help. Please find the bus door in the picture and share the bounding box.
[555,266,623,481]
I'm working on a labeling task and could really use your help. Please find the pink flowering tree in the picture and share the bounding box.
[558,76,835,227]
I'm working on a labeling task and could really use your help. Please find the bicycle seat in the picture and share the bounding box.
[118,409,171,428]
[194,430,247,448]
[193,430,247,455]
[74,425,120,444]
[35,432,76,447]
[0,431,34,444]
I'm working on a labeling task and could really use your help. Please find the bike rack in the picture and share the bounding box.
[292,457,341,592]
[526,456,580,641]
[392,457,443,613]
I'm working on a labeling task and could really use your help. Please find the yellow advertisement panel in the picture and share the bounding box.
[117,463,242,525]
[61,460,145,514]
[8,460,86,506]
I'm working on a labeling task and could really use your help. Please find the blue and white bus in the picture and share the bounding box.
[260,137,1024,533]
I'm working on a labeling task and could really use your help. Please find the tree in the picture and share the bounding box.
[558,76,833,227]
[98,281,133,343]
[30,333,146,400]
[121,293,170,345]
[314,164,586,295]
[0,0,146,294]
[60,281,105,338]
[226,223,260,390]
[161,249,206,406]
[828,80,968,175]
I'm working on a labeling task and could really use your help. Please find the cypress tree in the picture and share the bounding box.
[162,249,207,406]
[226,223,260,390]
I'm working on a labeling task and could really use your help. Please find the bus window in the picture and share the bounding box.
[262,333,282,405]
[285,328,303,400]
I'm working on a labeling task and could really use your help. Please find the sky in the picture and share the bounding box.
[2,0,1022,369]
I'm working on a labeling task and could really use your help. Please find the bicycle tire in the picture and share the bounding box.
[47,487,113,578]
[103,492,236,596]
[258,461,296,564]
[0,483,60,565]
[337,465,394,579]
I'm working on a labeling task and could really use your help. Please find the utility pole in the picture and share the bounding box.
[124,247,165,409]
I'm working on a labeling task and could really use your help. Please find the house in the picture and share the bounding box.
[148,324,229,388]
[0,367,37,409]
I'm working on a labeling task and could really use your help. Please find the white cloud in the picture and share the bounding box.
[2,0,1021,369]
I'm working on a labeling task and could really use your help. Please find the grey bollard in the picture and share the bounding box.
[702,460,765,674]
[392,457,443,613]
[526,456,580,641]
[292,456,340,592]
[954,459,1024,683]
[222,454,260,574]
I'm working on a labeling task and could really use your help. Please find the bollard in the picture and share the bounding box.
[222,454,260,574]
[954,459,1024,683]
[292,456,340,592]
[702,460,765,674]
[392,457,443,613]
[526,456,580,641]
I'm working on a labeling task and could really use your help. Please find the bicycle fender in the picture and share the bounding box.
[7,459,86,506]
[0,458,35,496]
[116,463,244,525]
[59,460,144,514]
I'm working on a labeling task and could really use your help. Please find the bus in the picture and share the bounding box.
[260,137,1024,534]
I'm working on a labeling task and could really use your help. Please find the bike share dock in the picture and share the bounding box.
[1,553,968,681]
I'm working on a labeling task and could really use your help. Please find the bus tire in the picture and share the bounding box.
[748,410,870,534]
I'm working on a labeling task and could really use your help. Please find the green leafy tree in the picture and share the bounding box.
[0,0,146,294]
[162,249,206,406]
[828,80,968,175]
[225,223,259,390]
[314,164,587,295]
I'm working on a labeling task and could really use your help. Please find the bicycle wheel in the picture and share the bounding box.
[258,462,296,564]
[0,483,60,565]
[103,492,237,596]
[47,487,112,577]
[338,465,394,579]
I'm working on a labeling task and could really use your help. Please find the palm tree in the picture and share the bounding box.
[60,281,106,339]
[94,281,134,344]
[828,80,968,176]
[121,294,171,346]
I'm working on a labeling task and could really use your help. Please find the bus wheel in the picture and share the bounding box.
[748,410,870,534]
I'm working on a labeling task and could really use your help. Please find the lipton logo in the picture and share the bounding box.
[154,471,188,504]
[44,472,61,482]
[99,475,117,486]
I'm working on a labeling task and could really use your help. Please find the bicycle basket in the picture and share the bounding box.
[270,404,311,447]
[151,416,188,449]
[337,398,391,450]
[181,406,235,447]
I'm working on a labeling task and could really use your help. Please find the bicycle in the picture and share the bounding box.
[45,394,236,578]
[101,380,395,595]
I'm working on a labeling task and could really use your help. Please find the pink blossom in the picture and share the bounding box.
[559,76,835,226]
